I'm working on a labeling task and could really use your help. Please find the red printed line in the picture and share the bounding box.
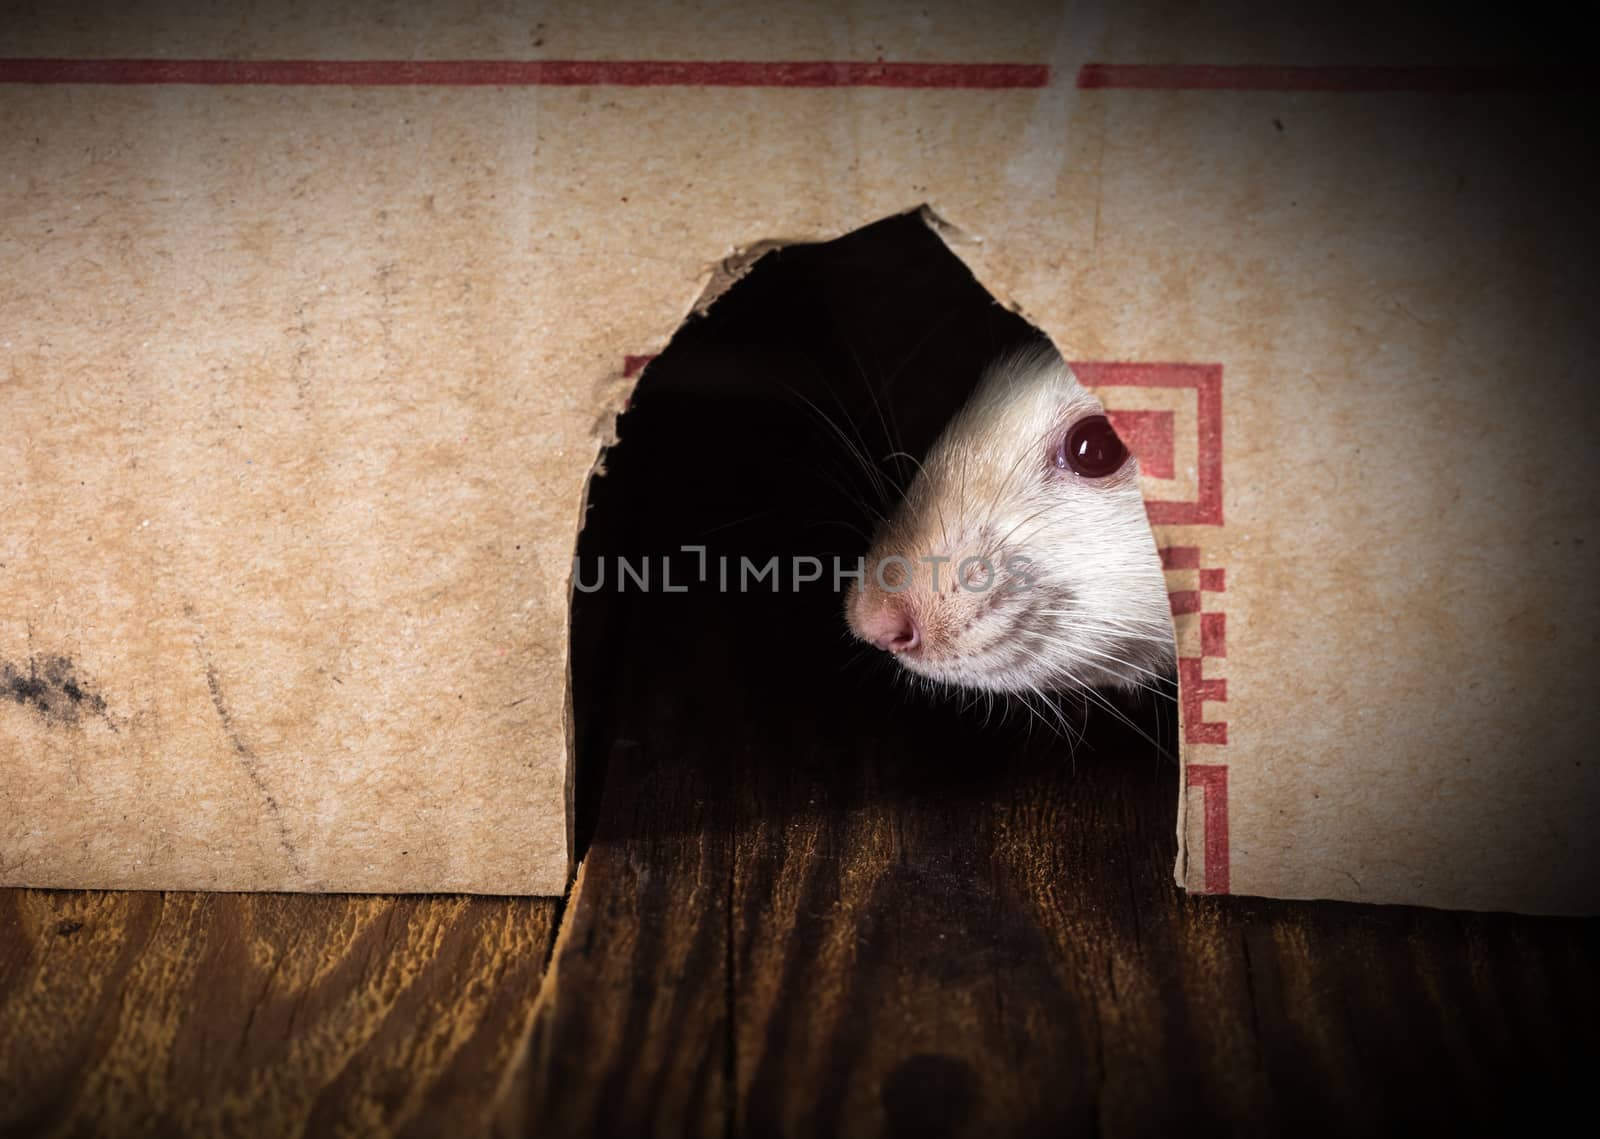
[1077,63,1577,92]
[1105,408,1176,479]
[1159,545,1201,570]
[0,58,1049,88]
[1186,764,1231,894]
[1179,658,1227,746]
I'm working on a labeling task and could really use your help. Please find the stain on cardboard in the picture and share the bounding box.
[1,654,109,727]
[197,654,308,879]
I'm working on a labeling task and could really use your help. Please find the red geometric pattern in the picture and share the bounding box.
[1104,408,1176,479]
[1161,543,1230,895]
[1160,545,1228,746]
[1072,362,1223,525]
[1184,765,1230,894]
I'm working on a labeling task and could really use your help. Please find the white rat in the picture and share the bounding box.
[845,343,1175,696]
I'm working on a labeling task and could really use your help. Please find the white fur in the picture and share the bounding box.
[846,344,1175,694]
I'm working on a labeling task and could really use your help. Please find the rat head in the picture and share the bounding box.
[845,345,1175,694]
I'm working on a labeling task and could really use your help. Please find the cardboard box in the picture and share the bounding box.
[2,1,1595,910]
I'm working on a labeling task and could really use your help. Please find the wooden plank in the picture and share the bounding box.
[723,600,1599,1133]
[516,592,735,1139]
[0,891,557,1137]
[541,569,1600,1135]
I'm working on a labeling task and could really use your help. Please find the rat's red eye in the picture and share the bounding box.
[1054,415,1129,479]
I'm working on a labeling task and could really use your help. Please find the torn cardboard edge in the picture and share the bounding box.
[566,202,1187,892]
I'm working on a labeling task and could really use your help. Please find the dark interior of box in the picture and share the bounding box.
[569,212,1177,856]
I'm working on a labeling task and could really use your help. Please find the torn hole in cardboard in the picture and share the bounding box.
[567,208,1178,861]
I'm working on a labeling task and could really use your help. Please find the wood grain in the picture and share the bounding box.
[523,575,1600,1137]
[0,892,557,1137]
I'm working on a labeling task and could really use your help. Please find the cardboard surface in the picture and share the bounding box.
[2,1,1595,908]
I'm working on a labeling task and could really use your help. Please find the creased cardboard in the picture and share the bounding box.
[2,1,1595,909]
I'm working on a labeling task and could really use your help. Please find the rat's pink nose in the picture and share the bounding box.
[858,603,920,654]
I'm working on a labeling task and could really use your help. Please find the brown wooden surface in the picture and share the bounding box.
[9,580,1593,1139]
[0,892,556,1137]
[533,578,1599,1139]
[5,218,1598,1137]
